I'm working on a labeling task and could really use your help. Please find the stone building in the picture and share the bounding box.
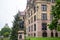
[18,11,25,30]
[18,11,25,40]
[25,0,60,37]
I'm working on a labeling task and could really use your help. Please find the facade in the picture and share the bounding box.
[18,11,25,29]
[25,0,60,37]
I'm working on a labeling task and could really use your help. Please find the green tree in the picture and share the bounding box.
[1,24,11,37]
[10,14,20,40]
[0,31,1,36]
[10,12,25,40]
[49,0,60,31]
[3,32,10,37]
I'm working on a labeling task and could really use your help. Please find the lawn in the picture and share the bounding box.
[25,37,60,40]
[0,38,9,40]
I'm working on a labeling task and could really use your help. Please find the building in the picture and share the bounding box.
[18,11,25,30]
[25,0,60,37]
[18,11,25,40]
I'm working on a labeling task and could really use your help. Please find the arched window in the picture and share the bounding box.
[55,32,58,37]
[42,31,47,37]
[51,32,54,37]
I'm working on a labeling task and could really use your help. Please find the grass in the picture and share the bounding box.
[25,37,60,40]
[0,37,9,40]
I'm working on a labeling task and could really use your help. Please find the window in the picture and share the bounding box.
[51,32,54,37]
[34,24,36,31]
[42,13,47,20]
[31,17,33,23]
[23,17,24,19]
[55,32,58,37]
[28,13,30,17]
[34,6,36,13]
[42,23,47,30]
[19,21,24,30]
[50,14,53,21]
[31,25,33,31]
[28,34,30,36]
[29,27,30,32]
[41,5,47,11]
[34,15,36,21]
[36,6,39,11]
[31,11,32,15]
[42,31,47,37]
[34,33,36,37]
[28,20,30,24]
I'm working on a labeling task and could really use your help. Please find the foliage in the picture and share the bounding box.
[56,0,60,3]
[10,14,20,40]
[0,31,1,36]
[1,24,11,37]
[57,24,60,31]
[3,32,10,37]
[49,0,60,31]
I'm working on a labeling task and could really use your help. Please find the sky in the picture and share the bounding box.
[0,0,27,30]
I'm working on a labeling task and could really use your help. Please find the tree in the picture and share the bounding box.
[3,32,10,37]
[10,12,25,40]
[1,24,11,37]
[49,0,60,32]
[10,14,20,40]
[0,31,1,36]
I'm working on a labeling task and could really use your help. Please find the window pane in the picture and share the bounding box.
[42,13,47,20]
[29,27,30,32]
[34,15,36,21]
[34,33,36,37]
[36,6,39,11]
[50,14,53,21]
[28,20,30,24]
[34,6,36,13]
[31,25,33,31]
[41,5,47,11]
[51,32,54,37]
[31,11,32,15]
[42,23,47,30]
[34,24,36,31]
[31,17,33,23]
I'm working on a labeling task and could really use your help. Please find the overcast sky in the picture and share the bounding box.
[0,0,27,30]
